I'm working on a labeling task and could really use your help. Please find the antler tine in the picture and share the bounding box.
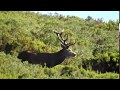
[64,34,68,41]
[53,29,64,34]
[61,29,64,33]
[53,30,58,34]
[53,29,65,44]
[67,40,76,47]
[58,29,69,46]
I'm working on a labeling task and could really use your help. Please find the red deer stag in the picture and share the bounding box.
[17,30,76,68]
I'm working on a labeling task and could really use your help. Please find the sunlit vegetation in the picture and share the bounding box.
[0,11,119,79]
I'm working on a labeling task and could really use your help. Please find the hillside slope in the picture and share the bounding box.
[0,11,119,79]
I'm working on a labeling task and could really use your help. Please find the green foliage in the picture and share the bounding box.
[0,52,118,79]
[0,11,119,79]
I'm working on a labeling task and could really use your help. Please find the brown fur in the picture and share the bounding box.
[18,49,76,68]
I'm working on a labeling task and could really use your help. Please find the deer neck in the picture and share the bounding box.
[55,49,66,63]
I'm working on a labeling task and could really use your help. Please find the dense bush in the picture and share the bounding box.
[0,11,119,79]
[0,52,119,79]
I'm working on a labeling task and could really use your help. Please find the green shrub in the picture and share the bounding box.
[0,11,119,79]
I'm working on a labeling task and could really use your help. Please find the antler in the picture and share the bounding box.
[67,40,76,47]
[53,29,76,48]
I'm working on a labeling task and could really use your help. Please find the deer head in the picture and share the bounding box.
[53,29,76,58]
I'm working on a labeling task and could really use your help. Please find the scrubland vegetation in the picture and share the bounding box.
[0,11,119,79]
